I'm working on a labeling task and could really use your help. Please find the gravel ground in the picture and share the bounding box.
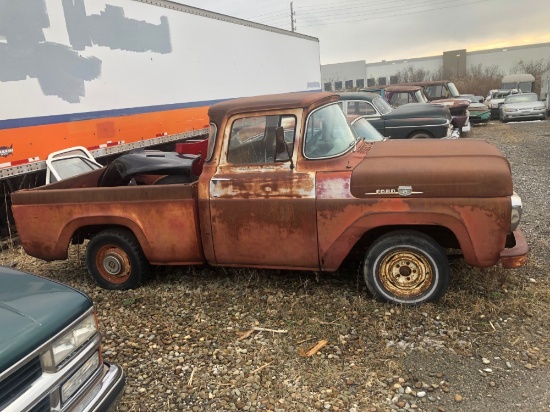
[1,119,549,412]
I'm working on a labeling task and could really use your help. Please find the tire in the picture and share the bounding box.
[86,228,150,290]
[363,230,450,305]
[409,131,433,139]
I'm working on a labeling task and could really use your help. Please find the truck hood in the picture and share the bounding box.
[0,268,91,373]
[350,139,512,198]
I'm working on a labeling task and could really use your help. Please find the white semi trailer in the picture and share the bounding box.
[0,0,321,237]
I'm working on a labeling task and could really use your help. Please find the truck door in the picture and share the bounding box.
[208,114,319,269]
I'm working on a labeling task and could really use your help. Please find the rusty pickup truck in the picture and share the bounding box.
[11,92,528,305]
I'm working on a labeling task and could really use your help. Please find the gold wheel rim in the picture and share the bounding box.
[378,250,434,299]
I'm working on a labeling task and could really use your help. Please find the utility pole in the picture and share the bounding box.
[290,2,296,32]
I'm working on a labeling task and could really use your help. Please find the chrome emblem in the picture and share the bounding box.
[365,185,423,196]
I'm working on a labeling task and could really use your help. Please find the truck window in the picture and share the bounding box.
[227,115,296,165]
[346,101,376,115]
[304,103,356,159]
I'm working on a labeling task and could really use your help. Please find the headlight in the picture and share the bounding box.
[510,192,523,232]
[61,352,100,403]
[42,313,98,370]
[534,105,545,110]
[503,107,518,112]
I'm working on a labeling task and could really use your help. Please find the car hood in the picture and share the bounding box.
[467,102,490,112]
[502,101,543,109]
[384,103,451,121]
[0,268,91,373]
[434,98,470,111]
[350,139,512,198]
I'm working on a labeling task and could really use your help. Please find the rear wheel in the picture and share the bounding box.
[363,231,450,305]
[409,131,433,139]
[86,228,149,290]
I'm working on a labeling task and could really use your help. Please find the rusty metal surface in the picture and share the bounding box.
[208,92,337,129]
[12,185,204,265]
[350,139,513,198]
[500,228,529,268]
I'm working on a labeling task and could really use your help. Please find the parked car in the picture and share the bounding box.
[456,94,491,124]
[499,92,547,122]
[346,115,386,142]
[391,82,471,132]
[485,89,519,119]
[338,92,455,139]
[0,266,125,411]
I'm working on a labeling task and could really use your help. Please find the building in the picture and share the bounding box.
[321,42,550,92]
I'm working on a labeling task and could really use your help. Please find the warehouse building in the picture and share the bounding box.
[321,42,550,92]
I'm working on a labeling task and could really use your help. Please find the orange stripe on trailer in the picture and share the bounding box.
[1,106,209,167]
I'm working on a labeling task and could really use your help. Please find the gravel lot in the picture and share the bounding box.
[1,119,549,412]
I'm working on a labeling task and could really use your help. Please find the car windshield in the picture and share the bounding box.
[350,118,384,142]
[505,94,538,104]
[372,97,392,115]
[448,82,460,97]
[304,103,356,159]
[415,91,429,103]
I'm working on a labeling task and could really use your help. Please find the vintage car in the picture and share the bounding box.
[499,92,547,122]
[338,92,455,139]
[390,82,471,132]
[456,94,491,124]
[486,89,520,119]
[0,266,125,411]
[346,115,386,142]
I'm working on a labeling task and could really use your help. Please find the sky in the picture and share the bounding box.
[173,0,550,65]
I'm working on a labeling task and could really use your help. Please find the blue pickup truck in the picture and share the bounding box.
[0,266,125,411]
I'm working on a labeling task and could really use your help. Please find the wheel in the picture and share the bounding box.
[86,228,150,290]
[363,230,450,305]
[409,131,433,139]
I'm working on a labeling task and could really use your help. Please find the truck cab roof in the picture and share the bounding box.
[208,92,337,125]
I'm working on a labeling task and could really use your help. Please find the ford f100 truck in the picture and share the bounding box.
[0,266,124,411]
[11,92,528,305]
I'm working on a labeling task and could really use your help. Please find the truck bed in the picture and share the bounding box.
[11,169,204,265]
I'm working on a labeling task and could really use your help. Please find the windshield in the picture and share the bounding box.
[505,94,538,104]
[447,82,460,97]
[350,118,384,142]
[415,90,428,103]
[304,103,356,159]
[372,97,392,115]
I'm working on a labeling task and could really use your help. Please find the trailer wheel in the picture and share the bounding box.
[363,231,449,305]
[86,229,149,290]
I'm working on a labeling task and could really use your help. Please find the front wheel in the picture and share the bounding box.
[363,231,449,305]
[86,228,150,290]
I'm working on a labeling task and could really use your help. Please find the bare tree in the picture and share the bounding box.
[453,63,503,97]
[395,65,430,83]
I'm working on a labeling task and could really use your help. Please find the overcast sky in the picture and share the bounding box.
[174,0,550,65]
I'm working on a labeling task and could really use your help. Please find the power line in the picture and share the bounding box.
[298,0,488,27]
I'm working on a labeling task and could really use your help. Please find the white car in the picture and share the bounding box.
[499,93,547,123]
[485,89,518,119]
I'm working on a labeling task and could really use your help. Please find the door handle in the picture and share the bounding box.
[211,178,231,182]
